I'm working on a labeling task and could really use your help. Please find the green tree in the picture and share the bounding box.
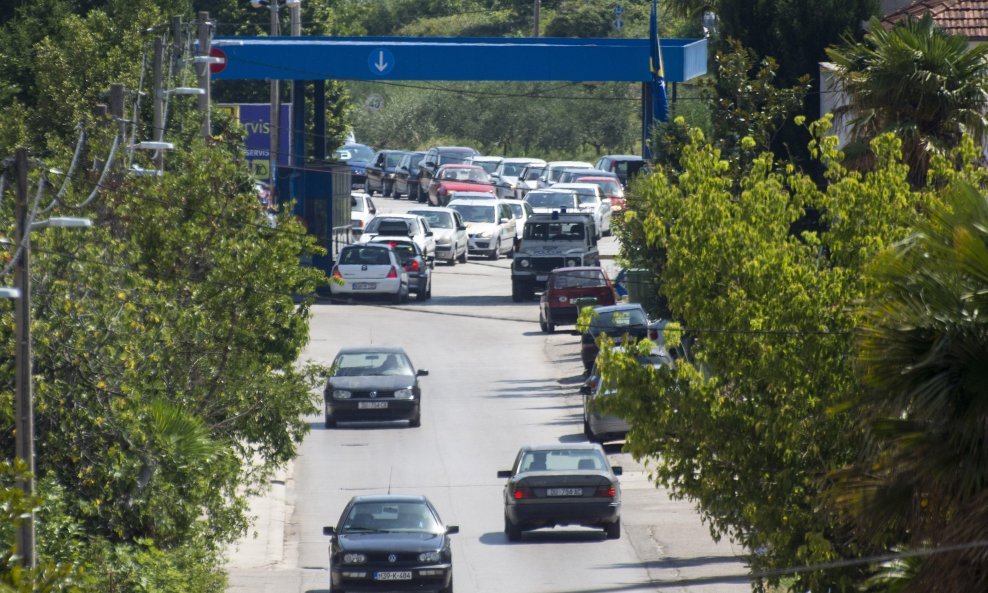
[825,15,988,186]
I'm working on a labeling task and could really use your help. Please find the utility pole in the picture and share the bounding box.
[152,36,165,169]
[533,0,541,37]
[269,3,281,202]
[170,15,183,72]
[13,147,35,569]
[197,11,211,140]
[110,83,126,142]
[290,0,304,204]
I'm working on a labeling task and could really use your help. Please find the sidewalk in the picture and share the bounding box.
[225,461,292,571]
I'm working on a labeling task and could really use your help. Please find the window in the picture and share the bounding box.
[343,502,440,534]
[333,351,414,377]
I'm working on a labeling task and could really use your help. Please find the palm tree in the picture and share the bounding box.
[829,181,988,592]
[826,15,988,185]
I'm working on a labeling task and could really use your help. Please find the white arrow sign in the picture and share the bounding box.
[367,48,395,76]
[374,50,388,72]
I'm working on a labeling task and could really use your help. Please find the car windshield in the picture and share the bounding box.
[335,144,375,161]
[550,270,607,289]
[474,160,499,174]
[523,166,545,180]
[342,501,442,534]
[410,210,454,229]
[500,163,528,177]
[385,153,404,167]
[332,351,414,377]
[580,179,622,195]
[575,192,599,205]
[507,203,524,217]
[524,221,586,241]
[518,449,608,472]
[366,218,413,235]
[591,308,648,330]
[339,247,392,266]
[372,240,417,261]
[526,192,576,209]
[450,204,495,223]
[351,197,365,212]
[440,167,489,183]
[438,151,474,165]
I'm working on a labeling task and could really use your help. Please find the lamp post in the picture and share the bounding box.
[5,147,92,568]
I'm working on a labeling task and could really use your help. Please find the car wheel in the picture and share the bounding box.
[583,418,594,440]
[409,409,421,428]
[325,415,337,429]
[439,570,453,593]
[426,276,432,299]
[505,514,523,542]
[489,240,500,261]
[417,278,429,301]
[384,180,393,197]
[539,310,549,333]
[458,247,468,263]
[511,282,524,303]
[392,288,403,304]
[605,519,621,540]
[448,252,457,266]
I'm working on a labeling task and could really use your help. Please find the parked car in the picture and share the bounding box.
[333,143,376,190]
[426,164,495,206]
[493,157,545,199]
[414,146,479,203]
[365,149,408,197]
[594,154,648,189]
[539,160,594,188]
[324,345,428,426]
[394,150,426,199]
[467,155,503,175]
[497,443,622,541]
[580,303,651,372]
[538,267,617,333]
[350,192,377,238]
[551,182,613,237]
[369,238,432,300]
[574,175,625,211]
[514,162,547,200]
[323,494,457,592]
[357,214,436,263]
[581,346,672,443]
[330,243,409,304]
[556,168,612,184]
[408,207,469,265]
[500,198,535,247]
[447,198,517,260]
[523,189,580,214]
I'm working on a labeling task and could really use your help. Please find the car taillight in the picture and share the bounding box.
[405,260,420,272]
[331,265,342,279]
[648,328,659,340]
[387,266,398,278]
[595,485,616,498]
[513,486,534,499]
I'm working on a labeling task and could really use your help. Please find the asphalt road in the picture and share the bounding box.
[225,196,751,593]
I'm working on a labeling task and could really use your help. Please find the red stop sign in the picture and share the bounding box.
[209,47,227,75]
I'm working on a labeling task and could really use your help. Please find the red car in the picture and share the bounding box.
[427,164,495,206]
[575,176,626,211]
[539,267,617,333]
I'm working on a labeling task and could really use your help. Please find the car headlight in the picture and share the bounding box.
[343,553,367,564]
[418,551,442,563]
[518,258,530,268]
[567,259,578,267]
[558,296,568,303]
[479,230,493,238]
[394,388,414,399]
[333,389,352,399]
[353,219,364,228]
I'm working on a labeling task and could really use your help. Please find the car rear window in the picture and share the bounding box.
[374,240,416,260]
[593,308,647,329]
[550,270,607,289]
[524,222,586,241]
[339,247,391,266]
[368,218,412,235]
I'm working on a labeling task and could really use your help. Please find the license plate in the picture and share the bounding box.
[352,282,376,290]
[374,571,412,581]
[536,275,548,282]
[547,487,583,496]
[358,401,388,409]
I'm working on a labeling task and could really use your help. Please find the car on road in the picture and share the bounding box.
[467,155,503,175]
[497,443,622,541]
[556,168,611,184]
[448,198,517,260]
[323,494,457,592]
[330,243,409,304]
[523,189,580,214]
[333,143,376,190]
[415,146,479,203]
[581,346,673,443]
[551,182,613,237]
[492,157,545,199]
[500,198,535,247]
[539,267,617,333]
[365,149,408,197]
[350,192,377,239]
[539,160,594,188]
[369,238,433,300]
[511,211,599,301]
[581,303,651,372]
[427,164,495,206]
[574,175,625,211]
[514,162,547,200]
[324,346,428,427]
[357,214,436,263]
[408,207,469,265]
[394,150,426,199]
[594,154,648,189]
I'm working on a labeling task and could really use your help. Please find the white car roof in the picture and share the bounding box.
[500,198,526,205]
[547,161,593,168]
[409,207,457,215]
[501,157,546,165]
[374,213,422,220]
[470,156,503,162]
[551,183,600,191]
[448,198,508,206]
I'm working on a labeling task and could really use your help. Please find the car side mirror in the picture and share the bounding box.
[323,526,336,536]
[426,231,434,237]
[499,218,509,224]
[417,369,429,376]
[370,208,377,215]
[446,525,460,535]
[611,466,623,476]
[579,384,590,395]
[425,161,436,168]
[496,470,512,478]
[457,224,467,231]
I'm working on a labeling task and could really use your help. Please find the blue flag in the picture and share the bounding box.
[649,0,669,123]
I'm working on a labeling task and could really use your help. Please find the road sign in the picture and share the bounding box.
[365,94,383,112]
[368,48,395,76]
[613,18,624,31]
[209,47,227,74]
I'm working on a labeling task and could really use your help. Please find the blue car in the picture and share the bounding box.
[333,143,376,190]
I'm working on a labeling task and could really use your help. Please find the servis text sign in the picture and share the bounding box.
[219,103,291,181]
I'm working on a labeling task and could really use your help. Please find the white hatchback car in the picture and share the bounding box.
[408,207,469,265]
[539,160,594,188]
[330,243,409,303]
[357,213,436,263]
[500,198,535,246]
[551,183,612,237]
[493,158,546,199]
[350,192,377,239]
[448,198,517,260]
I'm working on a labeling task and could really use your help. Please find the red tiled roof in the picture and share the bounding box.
[883,0,988,40]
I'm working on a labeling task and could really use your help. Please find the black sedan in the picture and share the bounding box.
[581,303,651,372]
[324,494,458,593]
[324,346,428,427]
[497,443,622,541]
[369,238,433,301]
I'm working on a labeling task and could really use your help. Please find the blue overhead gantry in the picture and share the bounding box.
[210,10,706,277]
